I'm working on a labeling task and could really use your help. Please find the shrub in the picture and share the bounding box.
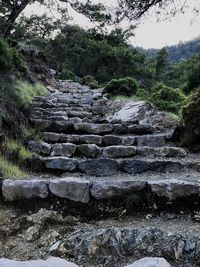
[0,38,26,73]
[14,81,48,112]
[103,77,139,97]
[0,38,13,71]
[80,75,100,89]
[150,83,186,114]
[135,88,149,100]
[59,68,75,80]
[182,89,200,135]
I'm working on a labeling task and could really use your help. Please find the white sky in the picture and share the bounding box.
[25,0,200,49]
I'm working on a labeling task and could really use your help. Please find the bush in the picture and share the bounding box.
[136,88,149,100]
[182,89,200,135]
[59,68,75,80]
[150,83,186,114]
[0,38,26,73]
[80,75,100,89]
[103,77,139,97]
[14,81,48,112]
[0,38,13,71]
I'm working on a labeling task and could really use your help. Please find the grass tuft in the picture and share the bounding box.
[0,155,28,178]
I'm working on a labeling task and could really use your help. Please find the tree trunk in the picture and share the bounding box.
[3,0,30,37]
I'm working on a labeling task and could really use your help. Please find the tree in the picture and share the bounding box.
[0,0,199,38]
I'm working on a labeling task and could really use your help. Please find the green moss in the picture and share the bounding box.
[0,155,28,178]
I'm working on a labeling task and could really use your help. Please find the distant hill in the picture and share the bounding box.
[136,36,200,62]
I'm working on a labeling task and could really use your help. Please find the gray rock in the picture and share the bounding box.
[126,257,171,267]
[103,146,137,158]
[80,135,102,145]
[113,124,128,134]
[68,110,92,119]
[78,158,119,176]
[45,157,77,171]
[91,105,105,115]
[2,179,48,201]
[121,160,149,174]
[0,257,79,267]
[51,143,76,157]
[135,135,167,147]
[27,141,51,155]
[42,132,66,143]
[122,136,135,146]
[137,146,187,157]
[149,161,185,173]
[103,135,122,146]
[53,121,74,133]
[91,180,146,200]
[49,177,90,203]
[77,144,102,158]
[149,179,200,201]
[74,123,113,134]
[128,124,154,135]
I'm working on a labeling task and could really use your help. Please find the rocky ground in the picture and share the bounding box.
[1,80,200,267]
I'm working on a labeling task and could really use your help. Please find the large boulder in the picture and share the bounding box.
[0,257,79,267]
[125,258,171,267]
[49,178,90,203]
[78,158,119,176]
[2,179,49,201]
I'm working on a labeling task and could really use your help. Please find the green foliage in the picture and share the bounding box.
[0,155,27,178]
[14,81,48,112]
[59,68,76,80]
[182,90,200,136]
[0,38,13,71]
[5,139,33,160]
[80,75,100,88]
[150,83,186,114]
[0,38,26,73]
[103,77,139,97]
[49,25,145,83]
[135,88,149,99]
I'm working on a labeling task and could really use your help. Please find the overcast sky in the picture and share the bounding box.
[26,0,200,49]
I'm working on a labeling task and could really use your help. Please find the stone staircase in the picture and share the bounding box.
[1,80,200,267]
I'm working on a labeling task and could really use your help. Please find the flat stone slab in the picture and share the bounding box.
[126,257,171,267]
[78,158,119,176]
[137,146,187,157]
[2,179,48,201]
[44,157,77,171]
[149,179,200,201]
[91,180,146,200]
[74,123,113,134]
[49,178,90,203]
[0,257,79,267]
[103,146,137,158]
[51,143,76,157]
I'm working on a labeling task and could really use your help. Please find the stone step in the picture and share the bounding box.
[28,141,187,159]
[26,155,198,176]
[30,120,154,135]
[2,177,200,209]
[41,132,171,147]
